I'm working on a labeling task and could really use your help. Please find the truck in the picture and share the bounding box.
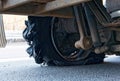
[0,0,120,66]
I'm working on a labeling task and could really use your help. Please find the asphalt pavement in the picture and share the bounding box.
[0,43,120,81]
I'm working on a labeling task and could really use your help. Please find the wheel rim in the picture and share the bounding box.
[51,17,91,61]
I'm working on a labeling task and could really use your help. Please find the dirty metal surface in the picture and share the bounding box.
[0,0,91,17]
[36,0,91,13]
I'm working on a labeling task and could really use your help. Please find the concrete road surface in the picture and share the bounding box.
[0,43,120,81]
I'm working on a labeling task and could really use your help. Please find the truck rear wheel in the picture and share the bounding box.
[23,16,105,66]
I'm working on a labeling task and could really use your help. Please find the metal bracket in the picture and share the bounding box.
[73,5,92,50]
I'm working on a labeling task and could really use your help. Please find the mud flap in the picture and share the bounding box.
[0,15,7,48]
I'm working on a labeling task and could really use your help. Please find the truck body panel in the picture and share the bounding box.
[0,0,90,18]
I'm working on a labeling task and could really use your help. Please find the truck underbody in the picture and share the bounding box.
[0,0,120,66]
[0,0,90,18]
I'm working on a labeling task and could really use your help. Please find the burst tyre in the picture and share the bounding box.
[23,16,105,66]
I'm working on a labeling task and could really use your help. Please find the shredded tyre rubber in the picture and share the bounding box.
[23,16,105,66]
